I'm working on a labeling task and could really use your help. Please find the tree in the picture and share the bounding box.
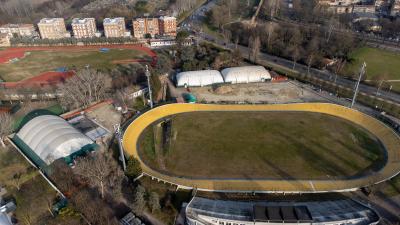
[131,185,146,214]
[11,173,22,191]
[155,54,172,75]
[57,69,109,110]
[248,34,260,63]
[125,157,142,180]
[148,192,160,213]
[74,152,116,199]
[0,113,13,147]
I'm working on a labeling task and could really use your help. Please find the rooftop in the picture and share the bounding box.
[186,197,379,224]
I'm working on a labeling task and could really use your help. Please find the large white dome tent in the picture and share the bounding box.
[221,66,271,84]
[176,70,224,87]
[12,110,95,170]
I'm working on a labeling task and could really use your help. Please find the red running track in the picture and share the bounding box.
[0,44,157,88]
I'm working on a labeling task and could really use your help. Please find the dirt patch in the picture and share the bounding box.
[187,81,326,104]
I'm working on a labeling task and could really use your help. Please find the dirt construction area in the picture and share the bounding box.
[185,81,326,104]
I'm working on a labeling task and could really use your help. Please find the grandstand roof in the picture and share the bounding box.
[186,197,379,224]
[221,66,271,84]
[176,70,224,87]
[15,114,93,165]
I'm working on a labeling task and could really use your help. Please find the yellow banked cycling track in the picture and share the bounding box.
[122,103,400,193]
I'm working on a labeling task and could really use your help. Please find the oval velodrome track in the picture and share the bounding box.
[122,103,400,193]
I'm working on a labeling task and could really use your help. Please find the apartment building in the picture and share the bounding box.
[37,18,70,39]
[0,33,11,47]
[0,24,37,38]
[132,16,176,39]
[132,17,159,39]
[103,17,129,38]
[159,16,177,37]
[391,0,400,16]
[71,18,99,38]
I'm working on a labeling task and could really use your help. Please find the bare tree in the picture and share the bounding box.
[75,153,112,198]
[0,113,13,147]
[57,69,109,110]
[148,192,160,213]
[248,34,260,63]
[11,173,23,191]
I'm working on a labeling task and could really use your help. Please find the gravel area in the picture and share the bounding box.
[184,81,327,104]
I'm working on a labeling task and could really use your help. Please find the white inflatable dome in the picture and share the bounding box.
[16,115,93,164]
[176,70,224,87]
[221,66,271,84]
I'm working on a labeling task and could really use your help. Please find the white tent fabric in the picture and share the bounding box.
[0,212,12,225]
[221,66,271,84]
[16,115,93,164]
[176,70,224,87]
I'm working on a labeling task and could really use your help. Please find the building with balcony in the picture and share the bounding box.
[71,18,99,38]
[37,18,70,39]
[0,24,37,38]
[103,17,130,38]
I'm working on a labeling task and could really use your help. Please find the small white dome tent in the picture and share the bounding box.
[176,70,224,87]
[221,66,271,84]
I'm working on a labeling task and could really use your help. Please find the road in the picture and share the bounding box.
[194,30,400,106]
[181,0,400,106]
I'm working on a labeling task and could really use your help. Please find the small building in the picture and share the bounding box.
[221,66,271,84]
[12,110,96,170]
[176,70,224,87]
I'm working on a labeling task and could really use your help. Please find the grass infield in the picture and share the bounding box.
[0,49,146,82]
[138,111,386,180]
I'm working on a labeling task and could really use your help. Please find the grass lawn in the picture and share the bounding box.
[138,111,385,179]
[343,47,400,92]
[0,49,147,82]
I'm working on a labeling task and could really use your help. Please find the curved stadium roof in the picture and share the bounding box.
[16,115,93,165]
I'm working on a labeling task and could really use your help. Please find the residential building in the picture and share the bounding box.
[37,18,70,39]
[132,17,159,39]
[390,0,400,16]
[159,16,177,37]
[71,18,99,38]
[103,17,129,38]
[0,34,10,47]
[132,16,176,39]
[186,197,380,225]
[0,24,36,38]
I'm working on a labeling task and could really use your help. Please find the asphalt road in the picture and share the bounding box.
[195,31,400,106]
[181,0,400,106]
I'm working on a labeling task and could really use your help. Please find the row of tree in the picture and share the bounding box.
[226,21,358,76]
[11,36,139,46]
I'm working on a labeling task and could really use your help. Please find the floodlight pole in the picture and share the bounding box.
[351,62,366,109]
[145,65,154,109]
[115,124,126,171]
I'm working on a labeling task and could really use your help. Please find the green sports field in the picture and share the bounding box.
[0,49,147,82]
[344,47,400,92]
[138,111,386,180]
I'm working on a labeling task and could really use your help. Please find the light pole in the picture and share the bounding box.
[145,65,154,109]
[376,80,385,97]
[114,124,126,171]
[351,62,366,109]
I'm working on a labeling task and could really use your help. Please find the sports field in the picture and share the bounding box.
[343,47,400,92]
[138,111,385,179]
[0,48,147,82]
